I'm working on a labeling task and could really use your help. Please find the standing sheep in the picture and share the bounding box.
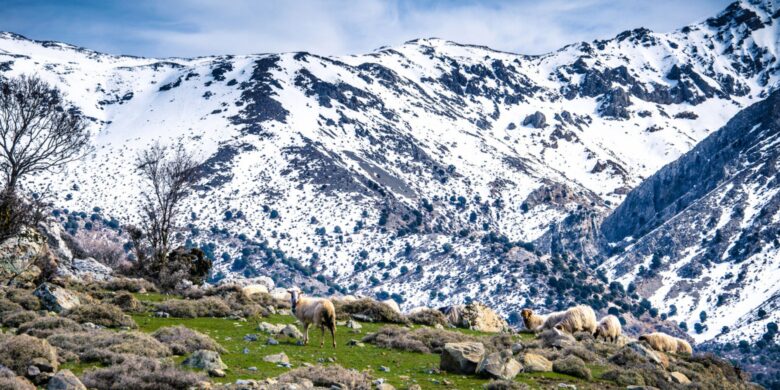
[594,315,622,342]
[288,289,337,348]
[521,308,564,331]
[552,305,598,334]
[639,332,692,355]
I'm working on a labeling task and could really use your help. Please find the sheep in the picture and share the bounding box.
[639,332,692,355]
[287,289,337,348]
[552,305,598,334]
[593,315,622,342]
[520,308,564,331]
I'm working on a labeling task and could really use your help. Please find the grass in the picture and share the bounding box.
[61,292,615,389]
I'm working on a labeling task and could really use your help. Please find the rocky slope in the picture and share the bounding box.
[0,0,779,350]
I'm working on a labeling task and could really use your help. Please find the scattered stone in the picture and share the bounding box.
[670,371,691,385]
[257,322,285,334]
[522,353,553,372]
[242,347,250,354]
[243,334,258,342]
[153,311,170,318]
[248,366,257,372]
[266,337,279,345]
[182,350,228,377]
[47,369,86,390]
[476,350,522,380]
[279,324,304,340]
[379,366,390,372]
[33,283,80,313]
[511,343,524,355]
[440,342,485,374]
[557,384,577,389]
[522,111,547,128]
[263,352,289,364]
[346,319,362,330]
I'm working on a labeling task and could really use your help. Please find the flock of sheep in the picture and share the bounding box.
[521,305,693,355]
[285,289,693,357]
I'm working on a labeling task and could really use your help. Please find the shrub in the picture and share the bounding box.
[112,292,144,312]
[278,364,372,389]
[2,288,39,310]
[102,277,158,293]
[335,298,407,323]
[0,334,58,375]
[0,298,23,314]
[81,356,205,390]
[152,326,225,355]
[408,308,448,326]
[1,310,39,328]
[48,330,171,364]
[64,303,138,328]
[0,366,34,390]
[484,380,527,390]
[553,355,591,380]
[155,297,232,318]
[17,316,83,338]
[362,326,478,354]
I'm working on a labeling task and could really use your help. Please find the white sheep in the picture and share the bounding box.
[288,289,337,348]
[594,315,622,342]
[552,305,598,334]
[639,332,692,355]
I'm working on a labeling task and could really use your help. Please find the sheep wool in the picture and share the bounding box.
[594,315,622,342]
[639,332,693,354]
[552,305,598,334]
[520,309,544,331]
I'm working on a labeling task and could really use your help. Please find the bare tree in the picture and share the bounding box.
[0,75,90,192]
[134,142,200,274]
[0,75,90,238]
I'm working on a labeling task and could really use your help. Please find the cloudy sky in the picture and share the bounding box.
[2,0,731,58]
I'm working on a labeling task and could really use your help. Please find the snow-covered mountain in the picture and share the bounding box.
[1,0,778,346]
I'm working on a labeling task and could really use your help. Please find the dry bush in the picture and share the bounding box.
[408,308,448,326]
[102,277,158,293]
[336,298,407,324]
[362,326,479,354]
[17,316,83,338]
[70,229,127,268]
[80,356,205,390]
[182,284,269,317]
[64,302,137,328]
[0,334,58,375]
[1,310,39,328]
[0,297,23,314]
[155,297,232,318]
[278,364,372,389]
[484,380,528,390]
[112,292,144,312]
[151,325,226,355]
[48,330,171,364]
[1,288,39,310]
[251,291,290,309]
[0,366,34,390]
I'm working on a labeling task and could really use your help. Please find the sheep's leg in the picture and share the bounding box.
[330,324,336,348]
[320,325,325,348]
[303,323,310,345]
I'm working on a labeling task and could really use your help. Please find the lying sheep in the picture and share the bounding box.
[639,332,692,355]
[288,289,337,348]
[521,308,563,331]
[552,305,598,334]
[594,315,621,342]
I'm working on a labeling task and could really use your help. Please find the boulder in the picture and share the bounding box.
[37,222,72,262]
[33,283,80,313]
[522,111,547,128]
[476,350,522,380]
[182,350,227,377]
[263,352,289,364]
[380,299,401,314]
[440,342,485,374]
[257,322,285,334]
[279,324,304,340]
[522,353,553,372]
[0,227,47,285]
[439,305,464,327]
[57,258,113,282]
[670,371,691,385]
[459,302,508,332]
[47,369,86,390]
[346,319,362,330]
[553,355,591,380]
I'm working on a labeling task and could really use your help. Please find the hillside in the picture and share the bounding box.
[0,0,779,352]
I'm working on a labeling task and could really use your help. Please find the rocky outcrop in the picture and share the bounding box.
[459,302,508,333]
[0,227,48,285]
[56,258,113,282]
[476,350,522,380]
[521,111,547,128]
[47,370,86,390]
[522,353,553,372]
[440,342,485,374]
[33,283,81,313]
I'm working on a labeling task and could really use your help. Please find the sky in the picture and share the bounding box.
[0,0,733,58]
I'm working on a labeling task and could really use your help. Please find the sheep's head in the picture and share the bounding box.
[594,326,603,338]
[287,289,301,314]
[521,308,533,320]
[554,323,565,332]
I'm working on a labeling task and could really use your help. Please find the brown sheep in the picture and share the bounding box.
[594,315,621,342]
[288,289,337,348]
[552,305,598,334]
[520,308,544,331]
[639,332,692,355]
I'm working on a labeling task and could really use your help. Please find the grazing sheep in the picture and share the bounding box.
[288,289,337,348]
[541,311,568,330]
[639,332,692,355]
[594,315,622,342]
[552,305,598,334]
[520,309,548,331]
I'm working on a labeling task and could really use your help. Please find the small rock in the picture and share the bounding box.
[47,369,86,390]
[257,322,284,334]
[182,350,228,374]
[523,353,553,372]
[279,324,304,339]
[346,319,362,330]
[379,366,390,372]
[242,347,250,354]
[34,283,81,313]
[248,366,257,372]
[267,337,279,345]
[263,352,289,364]
[153,311,170,318]
[27,365,41,378]
[476,350,522,380]
[557,384,577,389]
[510,342,524,355]
[208,369,226,378]
[243,334,259,342]
[670,371,691,385]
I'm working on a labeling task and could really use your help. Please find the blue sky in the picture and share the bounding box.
[0,0,732,58]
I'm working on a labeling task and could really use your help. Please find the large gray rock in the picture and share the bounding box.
[476,350,522,380]
[522,353,553,372]
[257,322,285,334]
[182,349,227,377]
[459,302,508,332]
[37,222,72,262]
[47,369,86,390]
[0,227,47,285]
[522,111,547,128]
[440,342,485,374]
[33,283,81,313]
[57,258,113,282]
[263,352,289,364]
[279,324,304,340]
